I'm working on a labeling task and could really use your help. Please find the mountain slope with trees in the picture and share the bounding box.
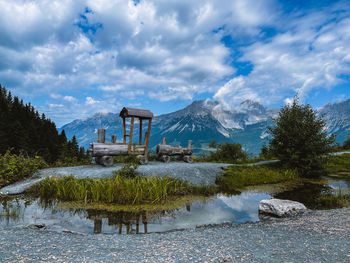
[0,84,89,164]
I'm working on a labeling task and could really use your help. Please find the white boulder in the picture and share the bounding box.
[259,198,307,217]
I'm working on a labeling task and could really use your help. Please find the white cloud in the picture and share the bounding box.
[0,0,349,125]
[214,3,350,109]
[85,96,100,105]
[99,85,123,91]
[63,95,76,102]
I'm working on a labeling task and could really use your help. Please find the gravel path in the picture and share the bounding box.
[1,208,349,262]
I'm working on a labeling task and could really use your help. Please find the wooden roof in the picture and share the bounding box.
[119,107,154,119]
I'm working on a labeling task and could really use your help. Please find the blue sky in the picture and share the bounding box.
[0,0,349,127]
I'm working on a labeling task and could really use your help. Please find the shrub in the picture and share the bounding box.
[203,143,247,163]
[0,150,48,187]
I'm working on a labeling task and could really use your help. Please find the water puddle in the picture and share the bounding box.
[0,175,348,235]
[0,192,271,234]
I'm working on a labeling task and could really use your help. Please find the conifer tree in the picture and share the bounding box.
[269,96,335,177]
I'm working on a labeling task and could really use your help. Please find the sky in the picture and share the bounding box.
[0,0,350,127]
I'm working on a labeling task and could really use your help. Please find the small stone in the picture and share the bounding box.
[28,224,46,229]
[259,198,307,217]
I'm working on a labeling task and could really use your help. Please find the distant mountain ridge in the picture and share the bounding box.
[59,99,350,155]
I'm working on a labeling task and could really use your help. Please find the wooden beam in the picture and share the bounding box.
[128,117,134,153]
[122,118,126,144]
[111,135,116,144]
[144,119,152,156]
[139,118,143,145]
[143,132,148,145]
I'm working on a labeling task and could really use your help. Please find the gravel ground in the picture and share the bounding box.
[0,208,349,262]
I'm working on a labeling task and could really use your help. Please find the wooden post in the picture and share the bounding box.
[128,117,134,153]
[162,137,167,145]
[97,129,105,143]
[144,119,152,156]
[187,140,192,149]
[111,135,116,144]
[143,132,148,145]
[136,214,140,234]
[142,212,147,234]
[139,118,143,146]
[94,218,102,234]
[122,118,126,144]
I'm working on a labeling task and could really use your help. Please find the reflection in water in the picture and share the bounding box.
[0,192,271,235]
[0,176,348,234]
[88,210,152,234]
[274,182,332,209]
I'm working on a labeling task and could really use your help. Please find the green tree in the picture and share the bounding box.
[268,97,335,177]
[209,142,247,163]
[343,137,350,150]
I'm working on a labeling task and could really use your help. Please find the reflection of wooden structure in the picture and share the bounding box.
[156,137,193,163]
[87,210,153,234]
[89,107,153,166]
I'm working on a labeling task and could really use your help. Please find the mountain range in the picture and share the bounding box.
[59,99,350,156]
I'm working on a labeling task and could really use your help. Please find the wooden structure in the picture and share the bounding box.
[156,137,193,163]
[89,107,153,166]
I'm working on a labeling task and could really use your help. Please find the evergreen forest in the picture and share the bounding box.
[0,84,90,164]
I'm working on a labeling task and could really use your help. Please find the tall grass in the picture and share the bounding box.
[316,188,350,209]
[31,174,216,205]
[216,165,298,193]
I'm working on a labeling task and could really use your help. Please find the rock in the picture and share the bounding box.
[28,224,46,229]
[259,198,307,217]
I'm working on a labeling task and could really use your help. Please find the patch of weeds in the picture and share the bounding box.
[216,164,298,194]
[30,174,217,205]
[316,188,350,209]
[324,154,350,174]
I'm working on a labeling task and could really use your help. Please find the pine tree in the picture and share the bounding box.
[268,97,335,177]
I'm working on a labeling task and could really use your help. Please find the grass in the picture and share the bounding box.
[316,188,350,209]
[324,153,350,174]
[215,164,298,193]
[30,174,216,205]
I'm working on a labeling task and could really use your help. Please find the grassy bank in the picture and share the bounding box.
[30,174,216,205]
[324,153,350,174]
[215,165,298,193]
[316,189,350,209]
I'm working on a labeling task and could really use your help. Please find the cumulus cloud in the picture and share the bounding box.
[0,0,349,124]
[215,2,350,109]
[63,95,76,102]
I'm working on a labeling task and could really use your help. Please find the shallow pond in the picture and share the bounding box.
[1,174,349,235]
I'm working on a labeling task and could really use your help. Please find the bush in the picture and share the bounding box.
[0,150,48,187]
[203,143,247,163]
[268,96,335,177]
[114,163,139,178]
